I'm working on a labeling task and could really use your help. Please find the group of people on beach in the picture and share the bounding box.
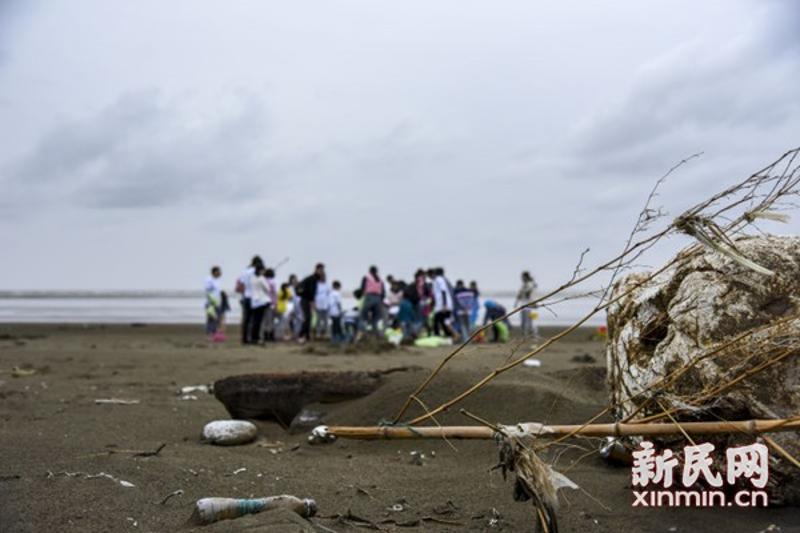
[204,256,540,345]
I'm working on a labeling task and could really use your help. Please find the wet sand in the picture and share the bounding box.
[0,324,797,532]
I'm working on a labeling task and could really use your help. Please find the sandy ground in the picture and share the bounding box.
[0,324,798,533]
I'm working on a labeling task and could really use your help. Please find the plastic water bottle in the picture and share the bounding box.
[189,495,317,525]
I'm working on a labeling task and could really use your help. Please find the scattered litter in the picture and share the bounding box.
[522,358,542,368]
[432,500,459,516]
[308,425,336,445]
[571,353,597,364]
[178,384,211,395]
[380,517,420,527]
[256,439,285,450]
[488,507,502,528]
[126,517,138,527]
[423,516,466,526]
[159,489,184,505]
[352,486,376,500]
[413,336,453,348]
[202,420,258,446]
[599,437,633,465]
[85,472,135,487]
[47,470,83,478]
[231,467,247,476]
[188,495,317,525]
[11,366,37,378]
[179,394,198,401]
[290,409,326,434]
[328,510,379,530]
[47,470,135,488]
[135,443,166,457]
[388,503,405,512]
[95,398,140,405]
[385,328,403,346]
[409,451,425,466]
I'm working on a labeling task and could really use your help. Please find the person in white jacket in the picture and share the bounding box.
[249,265,272,344]
[328,280,344,343]
[236,255,263,344]
[314,274,331,339]
[432,267,455,338]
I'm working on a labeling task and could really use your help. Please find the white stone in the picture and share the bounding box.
[202,420,258,446]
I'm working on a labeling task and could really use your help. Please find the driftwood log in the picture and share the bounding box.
[214,370,391,425]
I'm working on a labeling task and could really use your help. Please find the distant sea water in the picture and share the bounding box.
[0,291,607,327]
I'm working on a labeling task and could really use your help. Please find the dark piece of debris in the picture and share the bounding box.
[214,369,411,426]
[571,353,597,364]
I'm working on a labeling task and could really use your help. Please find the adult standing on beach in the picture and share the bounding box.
[314,272,331,339]
[416,269,433,333]
[453,279,475,337]
[297,263,324,343]
[468,280,481,330]
[236,255,263,344]
[432,267,455,338]
[360,265,385,336]
[249,265,272,344]
[262,268,278,341]
[404,270,424,327]
[287,274,303,340]
[515,271,538,338]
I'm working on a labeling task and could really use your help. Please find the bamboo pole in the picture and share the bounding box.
[322,418,800,441]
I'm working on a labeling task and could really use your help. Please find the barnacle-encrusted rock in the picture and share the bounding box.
[606,235,800,504]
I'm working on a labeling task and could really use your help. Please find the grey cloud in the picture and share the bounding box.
[563,3,800,181]
[347,123,460,188]
[6,90,276,209]
[0,0,30,64]
[2,0,799,292]
[759,0,800,55]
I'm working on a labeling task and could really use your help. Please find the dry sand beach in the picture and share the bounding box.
[1,324,798,532]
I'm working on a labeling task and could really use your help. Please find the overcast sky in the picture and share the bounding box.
[1,0,798,292]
